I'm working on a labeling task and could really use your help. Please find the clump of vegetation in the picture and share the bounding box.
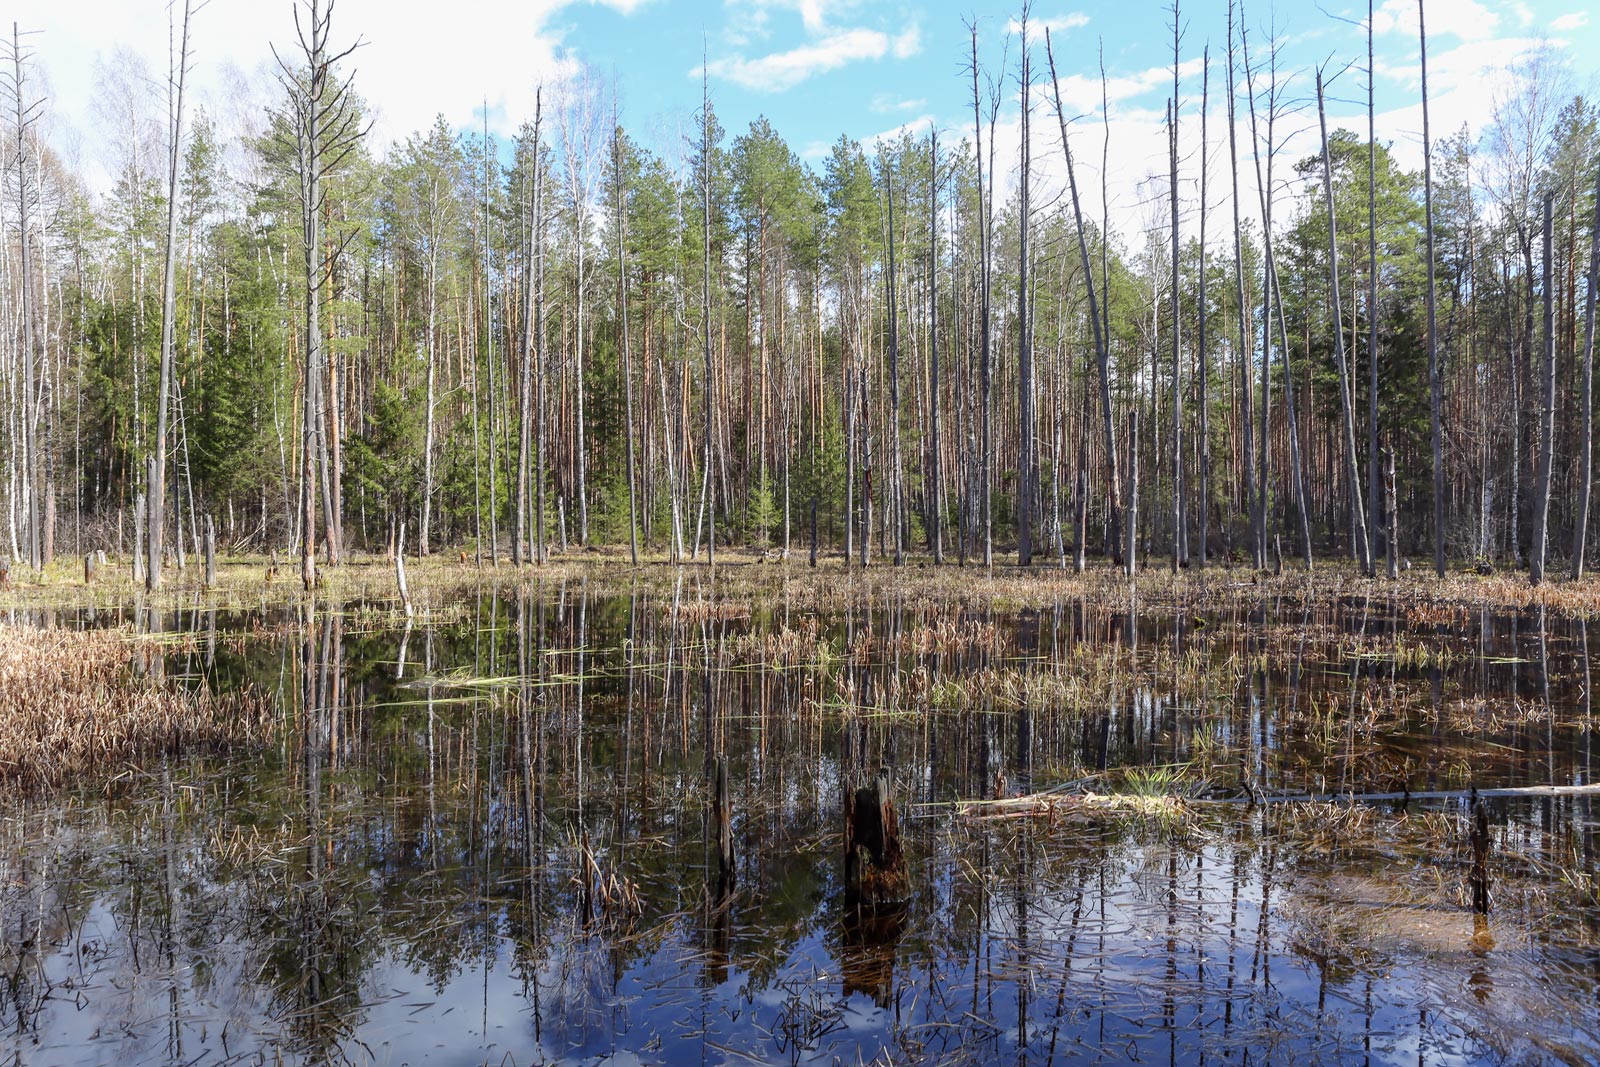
[0,624,272,790]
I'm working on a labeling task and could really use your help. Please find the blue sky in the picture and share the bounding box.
[16,0,1600,234]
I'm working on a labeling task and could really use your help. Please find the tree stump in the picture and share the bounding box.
[1469,791,1491,914]
[203,516,217,589]
[713,755,735,895]
[844,768,908,908]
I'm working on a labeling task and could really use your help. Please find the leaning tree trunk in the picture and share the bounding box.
[1046,28,1121,569]
[1316,70,1373,577]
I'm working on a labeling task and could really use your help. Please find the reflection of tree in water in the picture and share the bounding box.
[249,599,376,1063]
[7,588,1600,1063]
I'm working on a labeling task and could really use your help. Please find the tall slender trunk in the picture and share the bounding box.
[516,91,542,566]
[701,65,715,568]
[1420,0,1446,576]
[1196,48,1210,570]
[10,22,43,571]
[884,163,903,565]
[1531,193,1555,585]
[1316,70,1372,576]
[1226,2,1257,569]
[1366,0,1382,563]
[614,118,639,565]
[1017,10,1035,567]
[928,125,943,565]
[1045,29,1121,568]
[1571,160,1600,578]
[970,23,993,568]
[149,0,193,590]
[1168,91,1182,573]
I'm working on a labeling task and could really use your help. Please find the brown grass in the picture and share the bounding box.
[13,546,1600,618]
[0,624,272,790]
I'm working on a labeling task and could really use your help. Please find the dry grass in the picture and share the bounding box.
[0,624,272,790]
[12,546,1600,618]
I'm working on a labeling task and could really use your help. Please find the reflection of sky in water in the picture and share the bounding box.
[5,592,1600,1066]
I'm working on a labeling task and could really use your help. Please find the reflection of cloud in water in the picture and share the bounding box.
[3,590,1600,1065]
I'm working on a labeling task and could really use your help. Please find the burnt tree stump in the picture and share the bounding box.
[844,768,908,908]
[713,755,735,894]
[1469,790,1492,915]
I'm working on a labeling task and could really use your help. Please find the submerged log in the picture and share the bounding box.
[844,768,908,908]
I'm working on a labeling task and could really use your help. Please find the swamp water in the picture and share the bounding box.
[4,581,1600,1066]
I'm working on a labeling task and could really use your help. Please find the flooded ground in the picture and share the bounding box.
[4,577,1600,1066]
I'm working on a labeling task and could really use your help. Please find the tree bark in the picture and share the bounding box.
[1570,160,1600,578]
[1532,193,1555,585]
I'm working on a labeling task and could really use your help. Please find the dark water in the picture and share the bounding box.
[4,581,1600,1066]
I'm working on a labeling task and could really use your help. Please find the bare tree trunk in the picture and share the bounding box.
[1017,7,1035,567]
[203,514,215,589]
[1420,0,1446,577]
[1168,93,1182,573]
[929,125,944,565]
[886,159,904,565]
[1367,0,1382,563]
[701,64,715,568]
[1196,47,1210,571]
[483,112,499,567]
[515,91,542,566]
[1126,409,1140,577]
[149,0,193,591]
[1386,446,1399,579]
[9,23,43,571]
[969,22,994,569]
[1226,1,1257,569]
[1046,29,1121,569]
[614,116,640,565]
[1168,6,1183,574]
[1532,193,1556,585]
[1316,69,1373,576]
[1571,161,1600,578]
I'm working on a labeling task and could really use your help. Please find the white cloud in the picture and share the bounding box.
[1552,12,1589,31]
[705,26,915,91]
[15,0,651,189]
[1007,12,1090,36]
[1371,0,1499,41]
[728,0,849,35]
[871,93,927,113]
[892,24,922,59]
[1049,57,1206,116]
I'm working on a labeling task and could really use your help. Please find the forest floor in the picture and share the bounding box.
[4,544,1600,617]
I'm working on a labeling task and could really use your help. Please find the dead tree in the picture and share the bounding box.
[1017,5,1036,566]
[5,23,44,570]
[1316,69,1373,576]
[1572,160,1600,578]
[148,0,195,592]
[613,109,639,565]
[1045,28,1121,570]
[1531,193,1556,585]
[1168,4,1183,573]
[514,90,543,566]
[1420,0,1445,577]
[272,0,367,591]
[843,769,907,908]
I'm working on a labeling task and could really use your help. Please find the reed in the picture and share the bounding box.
[0,624,272,790]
